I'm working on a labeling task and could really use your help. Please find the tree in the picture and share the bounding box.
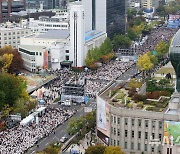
[0,46,23,73]
[127,29,138,41]
[155,41,168,57]
[85,145,106,154]
[147,52,158,65]
[0,73,27,108]
[1,54,13,72]
[100,38,112,55]
[104,146,125,154]
[137,53,154,72]
[113,35,131,49]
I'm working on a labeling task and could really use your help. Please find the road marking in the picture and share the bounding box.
[53,136,56,140]
[31,151,35,154]
[45,143,48,146]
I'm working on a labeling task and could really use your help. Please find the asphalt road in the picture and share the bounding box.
[117,64,139,80]
[26,100,96,154]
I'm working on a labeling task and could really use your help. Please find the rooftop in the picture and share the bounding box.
[99,81,170,112]
[37,30,70,39]
[85,30,105,42]
[19,45,46,52]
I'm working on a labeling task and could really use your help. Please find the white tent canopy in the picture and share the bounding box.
[20,115,34,126]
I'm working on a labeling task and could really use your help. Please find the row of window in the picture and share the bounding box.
[0,31,30,36]
[112,139,161,152]
[38,24,68,27]
[112,127,162,140]
[112,116,163,129]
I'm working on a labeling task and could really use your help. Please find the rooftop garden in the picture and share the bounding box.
[105,78,174,112]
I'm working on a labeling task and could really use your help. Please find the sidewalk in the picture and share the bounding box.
[66,131,95,154]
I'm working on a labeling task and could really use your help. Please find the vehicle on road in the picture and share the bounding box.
[60,136,68,143]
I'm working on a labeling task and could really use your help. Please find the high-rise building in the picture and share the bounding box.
[106,0,126,38]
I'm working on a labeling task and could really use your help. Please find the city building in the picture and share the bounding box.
[10,10,55,23]
[97,80,180,154]
[18,1,107,72]
[27,16,69,33]
[0,22,32,48]
[127,0,141,11]
[0,0,26,23]
[106,0,126,38]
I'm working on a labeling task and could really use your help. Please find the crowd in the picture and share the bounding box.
[0,107,76,154]
[39,27,178,102]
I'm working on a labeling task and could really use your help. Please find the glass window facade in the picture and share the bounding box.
[106,0,126,38]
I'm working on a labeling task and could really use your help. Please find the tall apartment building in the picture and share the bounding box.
[0,0,26,22]
[97,81,180,154]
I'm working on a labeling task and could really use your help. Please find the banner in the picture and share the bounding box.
[44,51,48,69]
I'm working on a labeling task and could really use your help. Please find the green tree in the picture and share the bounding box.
[100,38,112,55]
[147,52,158,65]
[104,146,125,154]
[85,145,106,154]
[127,29,138,41]
[113,35,131,49]
[1,54,14,72]
[155,41,168,57]
[0,73,27,108]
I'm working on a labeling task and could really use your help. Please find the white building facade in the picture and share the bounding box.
[19,1,107,72]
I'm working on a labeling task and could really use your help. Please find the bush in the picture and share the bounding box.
[132,94,146,102]
[128,88,136,97]
[137,101,144,108]
[88,63,99,70]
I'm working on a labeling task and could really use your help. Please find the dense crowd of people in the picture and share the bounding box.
[0,107,76,154]
[40,27,177,101]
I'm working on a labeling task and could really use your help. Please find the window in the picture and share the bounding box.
[138,131,141,139]
[36,52,38,56]
[114,128,116,135]
[138,143,141,150]
[114,140,116,146]
[132,119,135,126]
[138,119,141,127]
[145,132,148,140]
[152,120,155,128]
[145,120,148,128]
[40,52,42,56]
[151,147,154,152]
[125,118,128,125]
[117,129,120,136]
[159,134,162,141]
[159,121,162,129]
[65,55,69,61]
[65,50,69,53]
[125,130,128,137]
[152,133,155,139]
[131,130,134,138]
[118,117,120,124]
[124,142,127,149]
[117,140,120,146]
[114,117,116,124]
[145,144,147,151]
[131,142,134,150]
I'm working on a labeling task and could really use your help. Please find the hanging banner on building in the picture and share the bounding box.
[164,121,180,145]
[97,96,110,145]
[44,51,48,69]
